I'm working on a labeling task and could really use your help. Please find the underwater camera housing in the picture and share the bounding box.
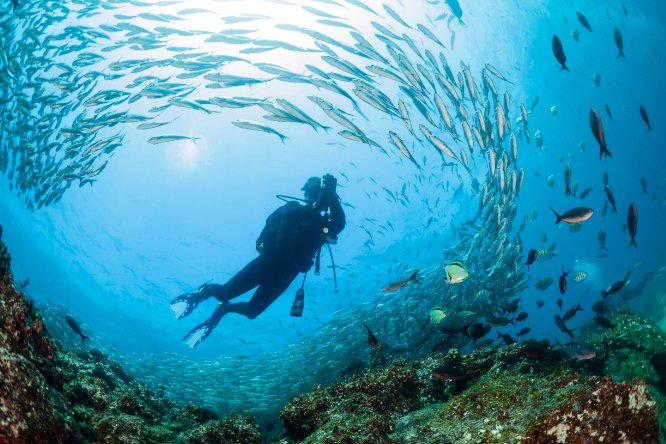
[320,173,337,195]
[318,173,338,244]
[290,288,304,317]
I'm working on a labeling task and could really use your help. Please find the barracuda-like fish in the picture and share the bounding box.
[232,120,289,144]
[389,132,421,169]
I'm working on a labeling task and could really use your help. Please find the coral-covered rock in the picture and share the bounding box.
[279,341,661,443]
[0,347,79,443]
[523,376,658,443]
[280,359,423,442]
[0,226,78,443]
[183,412,263,444]
[92,413,148,444]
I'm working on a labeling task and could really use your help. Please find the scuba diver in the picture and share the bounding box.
[171,174,345,348]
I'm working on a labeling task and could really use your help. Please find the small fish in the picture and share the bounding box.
[579,187,593,199]
[148,135,200,145]
[562,301,583,322]
[598,252,608,258]
[550,207,593,224]
[605,105,613,121]
[536,300,545,308]
[516,328,531,338]
[589,109,612,159]
[382,270,422,292]
[90,349,110,359]
[601,280,627,299]
[539,233,549,242]
[593,316,616,330]
[443,262,469,284]
[559,265,570,294]
[431,365,476,383]
[444,0,465,26]
[525,249,539,271]
[535,277,553,291]
[232,120,289,144]
[429,307,451,324]
[474,339,494,349]
[576,11,592,32]
[641,176,647,195]
[536,249,557,262]
[569,223,583,233]
[639,106,653,131]
[516,312,529,322]
[363,324,378,347]
[556,299,563,311]
[598,229,608,251]
[573,271,588,283]
[627,203,638,249]
[551,35,569,71]
[556,340,596,360]
[339,360,364,377]
[457,311,476,318]
[522,343,549,358]
[485,315,515,327]
[614,28,625,59]
[66,315,90,343]
[553,314,576,339]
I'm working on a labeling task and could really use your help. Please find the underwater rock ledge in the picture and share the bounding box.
[0,225,263,444]
[0,220,664,444]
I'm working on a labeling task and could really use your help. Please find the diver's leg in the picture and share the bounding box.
[207,255,270,302]
[170,255,267,319]
[226,265,301,319]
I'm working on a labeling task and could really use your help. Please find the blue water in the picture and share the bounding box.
[1,0,665,419]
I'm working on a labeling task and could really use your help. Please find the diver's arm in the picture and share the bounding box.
[329,195,346,235]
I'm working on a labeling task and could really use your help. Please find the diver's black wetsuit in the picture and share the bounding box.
[205,198,346,319]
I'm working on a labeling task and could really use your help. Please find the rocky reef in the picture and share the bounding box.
[279,343,660,443]
[1,219,665,443]
[0,226,263,444]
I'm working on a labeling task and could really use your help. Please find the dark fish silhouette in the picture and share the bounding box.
[556,299,563,311]
[604,185,618,214]
[614,28,625,59]
[526,249,538,270]
[536,300,545,308]
[363,323,378,347]
[639,105,652,131]
[563,302,583,322]
[90,349,110,359]
[431,364,476,383]
[554,314,576,339]
[593,316,616,330]
[627,203,638,249]
[65,315,90,343]
[579,187,593,199]
[576,11,592,32]
[590,108,612,159]
[522,343,549,358]
[558,265,570,295]
[551,35,569,71]
[601,280,627,299]
[339,360,364,377]
[605,104,613,121]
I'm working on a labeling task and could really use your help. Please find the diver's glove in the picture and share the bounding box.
[182,302,228,348]
[170,283,214,320]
